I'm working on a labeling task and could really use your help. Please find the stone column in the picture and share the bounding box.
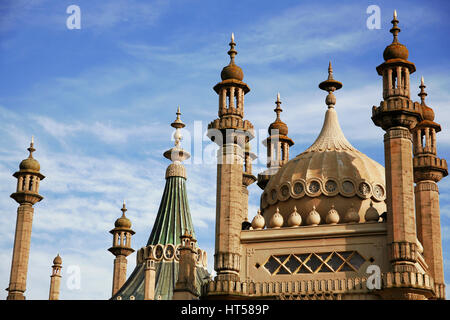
[144,259,156,300]
[383,127,418,272]
[7,204,34,300]
[112,255,127,296]
[415,181,445,297]
[214,143,243,281]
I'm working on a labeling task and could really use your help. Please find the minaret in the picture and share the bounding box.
[173,231,199,300]
[412,77,448,299]
[49,254,62,300]
[7,137,45,300]
[207,33,254,281]
[108,201,135,296]
[371,11,422,273]
[257,93,294,189]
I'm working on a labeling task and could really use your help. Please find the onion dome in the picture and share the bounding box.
[325,204,340,225]
[115,201,132,229]
[418,76,435,121]
[306,205,321,226]
[365,201,379,222]
[220,33,244,81]
[287,206,302,227]
[383,10,409,61]
[269,207,284,228]
[268,93,288,136]
[53,254,62,266]
[251,210,266,230]
[261,63,386,226]
[19,137,40,172]
[344,203,360,223]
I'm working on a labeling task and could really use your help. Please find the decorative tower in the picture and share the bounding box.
[110,108,209,300]
[207,33,254,282]
[257,93,294,190]
[7,137,45,300]
[371,11,422,275]
[412,77,448,299]
[49,254,62,300]
[108,201,135,296]
[173,231,199,300]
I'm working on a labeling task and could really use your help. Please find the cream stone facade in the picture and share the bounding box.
[5,11,447,300]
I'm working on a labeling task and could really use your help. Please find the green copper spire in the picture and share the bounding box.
[111,107,209,301]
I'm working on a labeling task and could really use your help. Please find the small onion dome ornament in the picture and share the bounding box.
[53,254,62,266]
[344,203,360,223]
[269,207,284,228]
[365,201,379,222]
[115,201,132,229]
[287,206,302,227]
[251,210,265,230]
[325,204,340,225]
[306,205,321,226]
[19,136,41,172]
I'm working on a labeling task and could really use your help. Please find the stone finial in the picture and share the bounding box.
[28,136,36,158]
[390,9,401,43]
[344,203,360,223]
[418,76,427,104]
[319,61,342,109]
[287,206,302,227]
[228,32,237,65]
[365,201,380,222]
[325,204,340,225]
[306,205,321,226]
[274,92,282,120]
[251,210,265,230]
[164,107,191,165]
[269,207,284,228]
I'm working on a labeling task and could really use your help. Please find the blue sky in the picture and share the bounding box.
[0,0,449,299]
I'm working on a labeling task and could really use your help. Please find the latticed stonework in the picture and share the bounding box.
[263,251,366,275]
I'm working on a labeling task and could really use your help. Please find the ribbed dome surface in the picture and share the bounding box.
[261,107,386,225]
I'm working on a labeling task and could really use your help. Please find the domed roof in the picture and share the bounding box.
[421,104,435,121]
[20,157,40,171]
[221,64,244,81]
[53,254,62,265]
[19,140,40,172]
[261,105,386,225]
[383,11,409,61]
[268,119,288,136]
[115,213,131,229]
[383,42,409,61]
[220,33,244,81]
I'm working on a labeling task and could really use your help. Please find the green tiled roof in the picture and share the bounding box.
[147,175,196,246]
[111,166,209,300]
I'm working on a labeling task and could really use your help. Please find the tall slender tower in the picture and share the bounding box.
[207,33,254,281]
[412,77,448,299]
[371,11,422,275]
[108,202,135,296]
[257,93,294,190]
[7,137,45,300]
[49,254,62,300]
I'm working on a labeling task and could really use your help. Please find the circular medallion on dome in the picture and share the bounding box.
[306,179,322,197]
[340,179,356,197]
[357,181,372,199]
[175,244,181,261]
[153,244,164,261]
[279,183,291,201]
[372,184,386,201]
[164,244,175,260]
[291,180,305,199]
[324,179,339,196]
